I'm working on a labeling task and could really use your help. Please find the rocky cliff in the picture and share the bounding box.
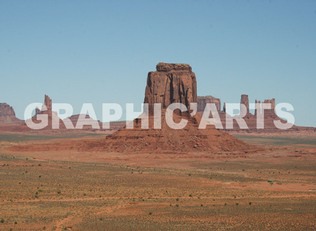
[0,103,22,124]
[43,94,52,112]
[31,95,61,129]
[197,94,288,131]
[98,62,250,153]
[144,62,197,113]
[240,94,250,115]
[197,96,221,112]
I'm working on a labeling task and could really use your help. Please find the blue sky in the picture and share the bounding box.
[0,0,315,126]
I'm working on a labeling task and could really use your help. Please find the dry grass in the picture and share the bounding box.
[0,138,316,230]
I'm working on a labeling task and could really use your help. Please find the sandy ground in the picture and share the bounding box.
[0,132,315,230]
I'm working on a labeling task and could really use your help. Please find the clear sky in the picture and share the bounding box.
[0,0,315,126]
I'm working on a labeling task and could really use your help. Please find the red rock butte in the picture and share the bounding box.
[87,62,251,153]
[0,103,22,124]
[197,94,288,131]
[144,62,197,114]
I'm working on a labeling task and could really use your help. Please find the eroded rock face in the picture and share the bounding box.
[264,98,276,110]
[99,62,251,153]
[197,96,221,112]
[43,95,52,113]
[156,62,192,72]
[0,103,21,124]
[32,95,60,129]
[0,103,16,117]
[255,98,277,118]
[240,94,249,115]
[34,94,53,118]
[144,62,197,113]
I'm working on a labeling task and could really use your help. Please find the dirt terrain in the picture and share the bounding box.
[0,132,315,230]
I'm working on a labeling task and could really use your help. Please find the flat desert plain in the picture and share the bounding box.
[0,132,316,230]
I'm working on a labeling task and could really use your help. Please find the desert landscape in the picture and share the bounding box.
[1,63,316,231]
[1,1,316,230]
[0,131,316,230]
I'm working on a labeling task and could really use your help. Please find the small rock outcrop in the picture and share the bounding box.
[32,95,61,129]
[240,94,249,115]
[197,96,221,112]
[156,62,192,72]
[0,103,22,124]
[144,62,197,113]
[263,98,276,118]
[33,95,53,116]
[218,95,288,131]
[43,94,52,113]
[255,98,277,119]
[263,98,276,109]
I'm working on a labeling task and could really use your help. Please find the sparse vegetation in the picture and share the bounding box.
[0,134,315,230]
[267,180,274,185]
